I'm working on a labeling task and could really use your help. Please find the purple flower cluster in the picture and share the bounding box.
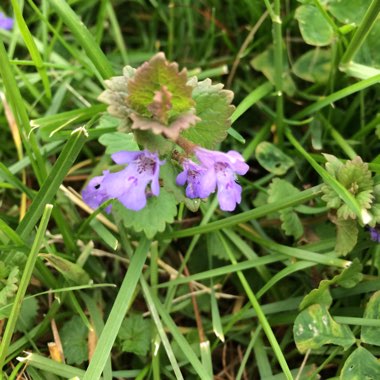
[369,227,380,243]
[82,150,164,212]
[0,13,13,30]
[82,147,248,213]
[177,148,249,211]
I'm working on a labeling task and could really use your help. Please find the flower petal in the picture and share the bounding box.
[111,151,141,165]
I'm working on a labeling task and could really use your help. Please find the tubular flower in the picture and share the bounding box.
[0,13,13,30]
[82,150,164,212]
[177,148,249,211]
[369,227,380,243]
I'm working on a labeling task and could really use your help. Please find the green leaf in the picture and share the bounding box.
[250,46,296,96]
[0,266,19,309]
[355,20,380,70]
[327,0,369,26]
[98,132,139,155]
[334,217,358,256]
[61,315,88,365]
[333,259,363,288]
[292,48,332,83]
[299,280,333,310]
[16,297,39,332]
[207,232,229,261]
[268,179,304,239]
[117,314,152,356]
[340,347,380,380]
[361,290,380,346]
[181,78,235,149]
[115,188,177,239]
[127,52,194,118]
[294,303,356,353]
[295,5,334,46]
[39,254,90,285]
[256,142,295,175]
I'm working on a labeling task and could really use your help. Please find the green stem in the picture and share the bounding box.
[273,0,284,147]
[340,0,380,67]
[220,234,293,380]
[0,204,53,372]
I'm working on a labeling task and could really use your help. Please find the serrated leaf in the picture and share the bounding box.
[118,314,152,356]
[98,132,139,155]
[361,291,380,346]
[333,259,363,288]
[334,217,358,256]
[115,188,177,238]
[256,142,295,175]
[181,78,234,149]
[16,297,39,332]
[295,5,334,46]
[127,52,194,118]
[292,48,331,83]
[299,280,332,310]
[39,254,91,285]
[280,208,304,239]
[250,46,296,96]
[294,303,355,353]
[340,347,380,380]
[61,315,88,365]
[0,266,19,308]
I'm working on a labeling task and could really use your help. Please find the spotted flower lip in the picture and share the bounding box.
[82,150,164,212]
[0,13,14,30]
[176,148,249,211]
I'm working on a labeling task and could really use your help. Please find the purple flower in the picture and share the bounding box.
[369,227,380,243]
[176,148,249,211]
[0,13,14,30]
[82,150,164,212]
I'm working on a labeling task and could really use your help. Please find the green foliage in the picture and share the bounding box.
[115,188,177,238]
[255,142,295,175]
[15,297,39,332]
[294,303,355,353]
[117,314,152,356]
[334,217,359,256]
[61,316,88,365]
[0,264,19,310]
[268,179,304,239]
[295,5,334,46]
[326,0,369,25]
[98,132,139,155]
[340,347,380,380]
[361,291,380,346]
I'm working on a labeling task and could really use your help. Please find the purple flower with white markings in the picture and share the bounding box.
[82,150,164,212]
[0,13,14,30]
[369,227,380,243]
[177,147,249,211]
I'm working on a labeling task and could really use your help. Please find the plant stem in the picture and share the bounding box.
[340,0,380,68]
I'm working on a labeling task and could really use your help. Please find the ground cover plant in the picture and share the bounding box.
[0,0,380,379]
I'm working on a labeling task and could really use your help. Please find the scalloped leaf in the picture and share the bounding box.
[340,347,380,380]
[295,5,334,47]
[334,217,358,256]
[361,290,380,346]
[333,259,363,288]
[294,304,355,353]
[256,142,294,175]
[127,52,194,119]
[114,188,177,238]
[299,280,332,310]
[0,265,19,309]
[181,78,235,149]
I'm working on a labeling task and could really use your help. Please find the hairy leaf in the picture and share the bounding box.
[98,132,139,154]
[361,290,380,346]
[16,297,39,332]
[0,265,19,309]
[334,217,358,256]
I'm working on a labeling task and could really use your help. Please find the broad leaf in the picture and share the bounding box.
[256,142,294,175]
[355,20,380,70]
[334,217,358,256]
[361,290,380,346]
[299,280,332,310]
[292,49,331,83]
[250,46,296,96]
[181,78,234,149]
[294,303,355,353]
[16,297,39,332]
[98,132,139,155]
[340,347,380,380]
[115,188,177,238]
[295,5,334,46]
[118,314,152,356]
[333,259,363,288]
[61,315,88,365]
[327,0,369,26]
